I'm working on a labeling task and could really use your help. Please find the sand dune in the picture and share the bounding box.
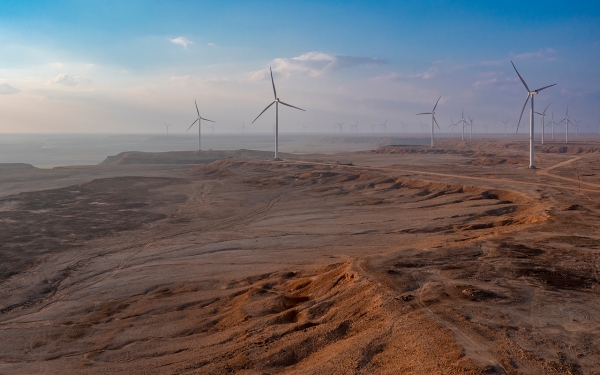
[0,140,599,374]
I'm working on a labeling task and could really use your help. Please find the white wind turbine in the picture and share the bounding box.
[558,106,574,143]
[337,122,345,134]
[187,100,216,151]
[350,121,358,134]
[448,118,458,138]
[501,120,509,138]
[164,123,171,135]
[535,103,551,145]
[240,122,247,134]
[548,112,558,141]
[468,116,474,139]
[380,119,388,133]
[511,61,557,169]
[209,123,216,134]
[252,67,305,160]
[416,96,441,148]
[419,120,427,138]
[456,110,469,141]
[401,122,409,134]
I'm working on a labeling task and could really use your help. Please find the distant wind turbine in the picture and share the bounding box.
[241,122,247,134]
[164,123,171,135]
[419,120,427,138]
[187,100,216,151]
[350,121,358,134]
[501,120,509,138]
[380,119,388,133]
[511,60,557,168]
[252,67,305,160]
[337,122,345,134]
[331,124,338,133]
[448,118,458,138]
[457,110,469,141]
[302,123,308,134]
[548,112,558,141]
[416,96,441,148]
[534,103,551,145]
[370,123,377,134]
[401,122,409,134]
[209,123,216,134]
[558,106,574,143]
[468,116,474,139]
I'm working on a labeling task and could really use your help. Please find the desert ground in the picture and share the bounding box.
[1,136,599,374]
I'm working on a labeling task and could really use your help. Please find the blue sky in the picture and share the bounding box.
[1,0,599,134]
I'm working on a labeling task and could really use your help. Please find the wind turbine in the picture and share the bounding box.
[456,110,469,141]
[573,118,583,137]
[401,122,409,134]
[448,118,458,138]
[187,100,216,151]
[548,112,558,141]
[416,96,441,148]
[331,124,338,133]
[302,123,308,134]
[164,123,171,135]
[419,121,428,138]
[337,122,345,134]
[252,67,305,160]
[511,60,557,169]
[380,119,388,133]
[468,116,474,139]
[350,121,358,134]
[209,123,216,134]
[534,103,550,145]
[241,122,247,134]
[501,120,509,138]
[558,106,574,143]
[370,123,377,134]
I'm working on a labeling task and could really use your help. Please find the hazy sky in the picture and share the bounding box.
[1,0,599,134]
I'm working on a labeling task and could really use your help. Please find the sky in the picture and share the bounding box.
[1,0,599,134]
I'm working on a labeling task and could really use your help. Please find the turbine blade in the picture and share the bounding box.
[542,103,551,115]
[516,94,530,133]
[186,118,199,132]
[199,117,216,123]
[511,61,530,92]
[278,100,305,111]
[270,67,277,99]
[535,84,557,93]
[251,101,276,124]
[534,112,543,115]
[434,116,440,129]
[432,96,441,112]
[416,112,432,115]
[195,100,200,117]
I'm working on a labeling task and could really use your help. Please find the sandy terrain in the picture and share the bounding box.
[1,137,599,374]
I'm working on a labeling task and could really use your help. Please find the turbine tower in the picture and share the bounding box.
[164,123,171,135]
[511,61,557,169]
[241,122,247,134]
[336,122,345,134]
[187,100,216,151]
[549,112,557,140]
[252,67,305,160]
[534,103,551,145]
[416,96,441,148]
[457,110,468,141]
[448,118,458,138]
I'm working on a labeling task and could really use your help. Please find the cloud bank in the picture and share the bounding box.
[0,83,20,95]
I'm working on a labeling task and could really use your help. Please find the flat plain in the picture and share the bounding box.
[1,136,599,374]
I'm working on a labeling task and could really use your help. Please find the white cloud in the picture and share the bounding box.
[207,42,217,47]
[410,68,437,79]
[170,37,192,49]
[47,73,85,86]
[0,83,20,95]
[249,52,386,81]
[513,48,557,61]
[473,78,498,87]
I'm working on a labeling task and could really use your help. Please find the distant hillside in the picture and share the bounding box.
[0,163,37,170]
[100,150,301,165]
